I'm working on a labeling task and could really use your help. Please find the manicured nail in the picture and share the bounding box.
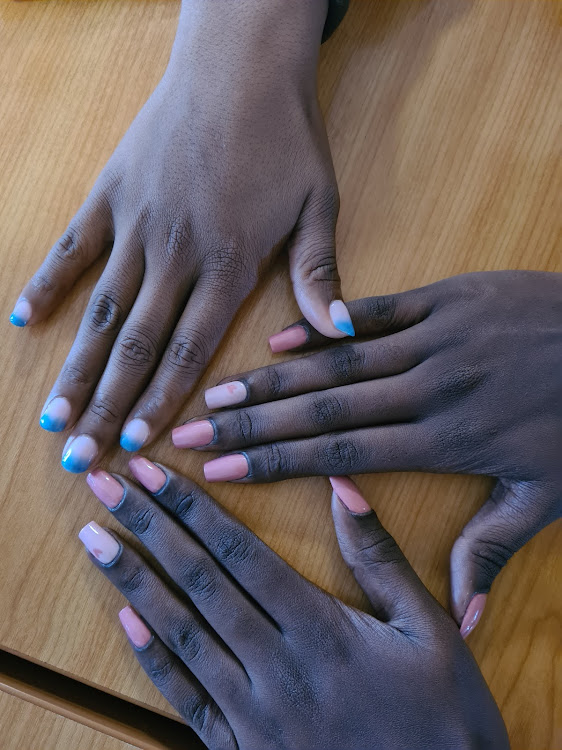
[61,435,98,473]
[460,593,487,639]
[129,456,166,493]
[86,470,124,509]
[268,325,308,353]
[329,300,355,337]
[330,476,371,514]
[40,396,72,432]
[204,454,249,482]
[9,298,32,327]
[205,381,247,409]
[120,418,150,452]
[119,606,152,648]
[172,420,214,449]
[78,521,120,564]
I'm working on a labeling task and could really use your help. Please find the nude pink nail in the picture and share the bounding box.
[129,456,166,493]
[268,325,308,353]
[330,476,371,514]
[172,420,215,449]
[204,454,249,482]
[460,593,487,638]
[119,606,152,648]
[86,470,124,509]
[205,381,247,409]
[78,521,120,564]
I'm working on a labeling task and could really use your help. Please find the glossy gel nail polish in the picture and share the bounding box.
[329,476,371,514]
[9,298,32,327]
[268,325,308,353]
[172,420,215,449]
[78,521,120,564]
[204,454,249,482]
[40,396,72,432]
[460,593,487,638]
[61,435,98,473]
[129,456,166,493]
[205,381,247,409]
[329,300,355,337]
[119,606,152,648]
[120,418,150,452]
[86,470,124,509]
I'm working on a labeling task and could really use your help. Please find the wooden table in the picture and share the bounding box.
[1,1,560,748]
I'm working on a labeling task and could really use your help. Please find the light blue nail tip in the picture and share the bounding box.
[9,314,27,327]
[120,434,143,452]
[333,319,356,337]
[61,452,92,474]
[40,413,66,432]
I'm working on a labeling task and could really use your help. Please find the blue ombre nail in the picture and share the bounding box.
[61,435,98,473]
[329,300,355,337]
[120,418,150,452]
[40,396,72,432]
[10,299,32,327]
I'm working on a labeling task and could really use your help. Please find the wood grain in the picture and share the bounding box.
[0,1,560,748]
[0,689,137,750]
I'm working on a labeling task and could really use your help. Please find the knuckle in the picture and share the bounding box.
[31,273,55,295]
[309,184,340,222]
[322,437,360,473]
[61,362,93,387]
[300,246,339,285]
[53,226,82,263]
[328,345,366,382]
[89,397,120,424]
[214,529,254,566]
[118,329,157,369]
[89,293,122,333]
[167,330,210,374]
[356,528,403,567]
[120,564,148,595]
[181,694,211,734]
[172,620,204,663]
[364,295,398,328]
[203,241,254,288]
[260,443,293,477]
[147,654,174,687]
[468,537,514,581]
[234,409,255,443]
[434,364,487,401]
[172,487,205,522]
[128,507,156,537]
[308,392,348,427]
[182,561,217,602]
[263,365,285,398]
[164,220,191,262]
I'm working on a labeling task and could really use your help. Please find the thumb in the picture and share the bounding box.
[330,476,437,628]
[288,187,354,340]
[450,479,560,638]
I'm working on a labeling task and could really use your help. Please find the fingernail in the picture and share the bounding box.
[40,396,72,432]
[61,435,98,473]
[120,418,150,452]
[9,298,32,327]
[329,300,355,337]
[129,456,166,493]
[268,325,308,353]
[205,381,247,409]
[172,420,215,449]
[204,454,249,482]
[78,521,120,564]
[460,593,487,639]
[119,606,151,648]
[329,476,371,514]
[86,470,124,509]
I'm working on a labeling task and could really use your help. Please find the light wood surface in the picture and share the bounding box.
[0,1,560,749]
[0,689,137,750]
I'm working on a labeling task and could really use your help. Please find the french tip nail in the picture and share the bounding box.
[329,300,355,337]
[9,299,32,327]
[460,593,487,639]
[40,396,72,433]
[120,418,149,452]
[61,435,98,474]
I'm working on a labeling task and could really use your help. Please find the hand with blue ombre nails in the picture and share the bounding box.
[10,0,353,473]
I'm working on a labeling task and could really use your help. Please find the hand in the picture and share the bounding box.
[173,270,562,632]
[80,462,508,750]
[11,0,350,473]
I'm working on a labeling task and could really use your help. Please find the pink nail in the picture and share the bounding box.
[172,420,215,449]
[204,381,247,409]
[78,521,120,564]
[129,456,166,493]
[119,606,152,648]
[460,593,487,639]
[268,325,307,353]
[86,470,124,509]
[329,476,371,514]
[204,454,249,482]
